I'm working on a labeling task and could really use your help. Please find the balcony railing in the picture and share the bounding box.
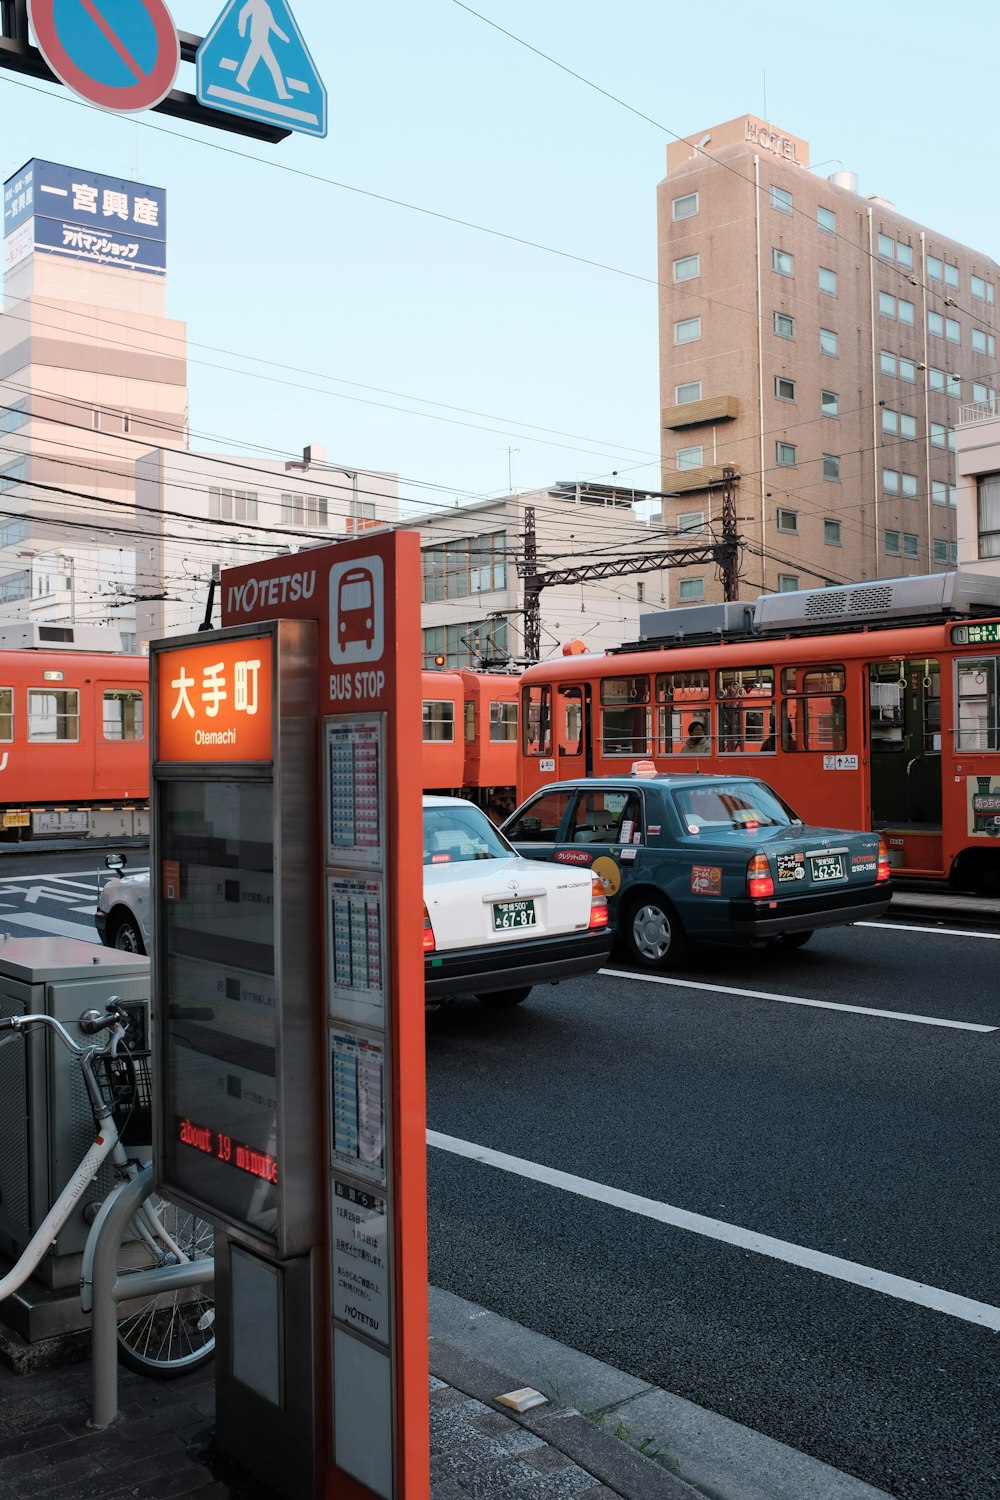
[958,398,1000,426]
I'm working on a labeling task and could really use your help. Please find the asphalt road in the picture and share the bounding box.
[1,849,996,1499]
[426,922,1000,1500]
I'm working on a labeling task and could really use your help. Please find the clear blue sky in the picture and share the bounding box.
[4,0,998,520]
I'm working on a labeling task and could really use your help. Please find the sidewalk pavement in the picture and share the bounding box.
[0,1287,896,1500]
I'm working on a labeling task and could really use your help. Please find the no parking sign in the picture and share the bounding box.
[28,0,180,114]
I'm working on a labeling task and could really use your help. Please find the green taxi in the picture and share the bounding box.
[500,766,893,969]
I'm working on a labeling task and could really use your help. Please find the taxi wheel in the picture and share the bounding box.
[779,930,814,949]
[478,986,532,1008]
[623,894,690,970]
[110,913,146,955]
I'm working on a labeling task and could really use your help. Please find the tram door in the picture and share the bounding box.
[868,659,942,827]
[556,685,593,776]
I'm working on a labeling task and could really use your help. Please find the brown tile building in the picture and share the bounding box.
[657,115,1000,605]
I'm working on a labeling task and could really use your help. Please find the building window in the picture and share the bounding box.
[678,577,704,602]
[933,539,948,565]
[778,574,799,592]
[817,205,836,234]
[773,312,795,338]
[897,243,913,270]
[877,233,895,260]
[0,570,29,603]
[928,311,944,337]
[822,454,840,481]
[932,481,948,506]
[883,469,899,494]
[775,377,795,401]
[927,255,942,280]
[675,381,702,404]
[824,519,842,546]
[885,530,900,556]
[979,475,1000,557]
[422,532,507,602]
[673,253,700,282]
[971,275,994,303]
[930,422,947,448]
[972,329,995,357]
[879,291,897,319]
[770,186,792,214]
[772,248,794,277]
[899,357,915,382]
[947,374,962,400]
[973,383,997,404]
[898,299,914,326]
[929,367,945,392]
[900,413,916,439]
[0,400,27,435]
[0,460,26,493]
[881,350,897,376]
[882,409,898,435]
[776,508,798,532]
[901,473,918,498]
[821,389,839,417]
[903,533,919,558]
[820,327,838,356]
[674,316,701,344]
[211,487,260,522]
[945,317,960,344]
[776,443,797,468]
[676,446,703,470]
[0,519,27,547]
[421,617,507,668]
[672,192,698,220]
[677,511,705,535]
[944,262,960,289]
[818,267,837,296]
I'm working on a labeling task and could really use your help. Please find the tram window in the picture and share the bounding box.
[956,659,999,751]
[488,701,517,742]
[102,689,144,742]
[717,667,774,753]
[28,688,79,742]
[504,790,571,844]
[558,689,583,755]
[422,700,455,743]
[782,695,847,751]
[655,671,711,755]
[0,687,11,742]
[600,675,650,756]
[779,665,846,694]
[523,685,552,757]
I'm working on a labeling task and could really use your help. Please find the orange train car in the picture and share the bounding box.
[0,636,149,841]
[421,669,519,818]
[516,571,1000,892]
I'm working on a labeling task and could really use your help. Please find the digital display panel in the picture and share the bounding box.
[160,778,279,1241]
[952,622,1000,646]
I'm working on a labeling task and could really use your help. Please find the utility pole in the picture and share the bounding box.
[522,506,541,664]
[718,465,740,602]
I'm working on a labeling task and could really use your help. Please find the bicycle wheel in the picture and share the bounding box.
[115,1192,216,1378]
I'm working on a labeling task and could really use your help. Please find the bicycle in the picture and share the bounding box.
[0,998,215,1377]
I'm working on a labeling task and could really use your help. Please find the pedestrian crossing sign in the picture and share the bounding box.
[197,0,327,139]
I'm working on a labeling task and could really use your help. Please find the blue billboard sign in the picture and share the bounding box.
[2,159,167,277]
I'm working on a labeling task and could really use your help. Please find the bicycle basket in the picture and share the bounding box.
[98,1050,152,1147]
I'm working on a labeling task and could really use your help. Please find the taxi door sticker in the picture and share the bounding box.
[776,851,805,883]
[591,855,622,897]
[690,864,722,896]
[554,849,592,865]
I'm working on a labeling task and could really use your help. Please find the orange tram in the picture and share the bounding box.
[517,570,1000,894]
[0,628,520,840]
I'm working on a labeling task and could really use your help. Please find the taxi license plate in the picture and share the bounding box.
[492,899,535,931]
[2,812,29,828]
[810,854,845,882]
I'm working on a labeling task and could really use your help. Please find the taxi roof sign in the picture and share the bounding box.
[631,760,657,777]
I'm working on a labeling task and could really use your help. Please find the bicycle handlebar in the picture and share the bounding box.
[0,998,127,1054]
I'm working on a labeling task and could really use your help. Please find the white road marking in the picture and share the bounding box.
[599,969,995,1032]
[427,1130,1000,1332]
[859,921,1000,941]
[0,912,96,941]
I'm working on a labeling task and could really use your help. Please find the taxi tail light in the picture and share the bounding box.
[876,837,892,883]
[589,875,609,929]
[747,853,775,899]
[422,904,436,952]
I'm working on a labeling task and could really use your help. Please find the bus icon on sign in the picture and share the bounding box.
[330,555,384,664]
